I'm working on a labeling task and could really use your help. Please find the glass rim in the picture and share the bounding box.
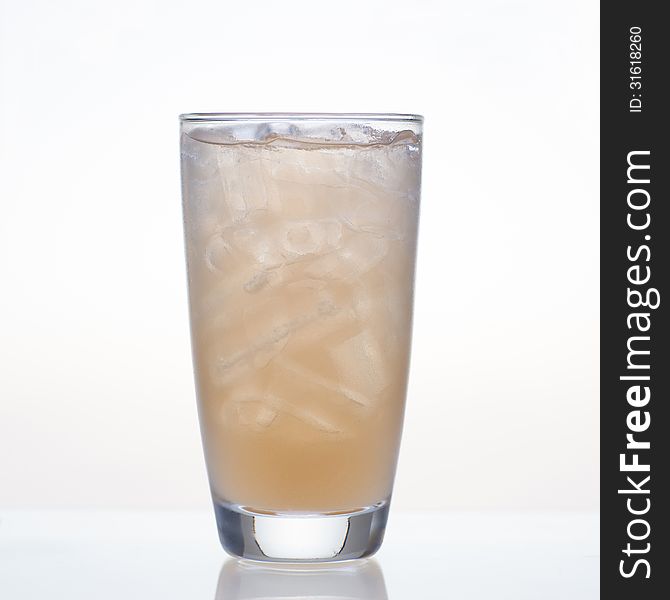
[179,112,423,123]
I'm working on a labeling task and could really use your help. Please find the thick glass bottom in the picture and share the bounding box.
[213,500,389,562]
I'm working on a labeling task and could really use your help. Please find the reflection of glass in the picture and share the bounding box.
[215,558,388,600]
[181,113,423,561]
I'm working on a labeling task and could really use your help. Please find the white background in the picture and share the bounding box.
[0,0,599,511]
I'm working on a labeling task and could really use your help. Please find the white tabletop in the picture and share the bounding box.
[0,510,598,599]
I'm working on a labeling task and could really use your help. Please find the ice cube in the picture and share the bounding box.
[222,386,343,434]
[217,150,271,221]
[341,184,386,231]
[303,252,343,280]
[275,356,371,410]
[221,387,278,430]
[251,324,291,369]
[211,323,290,387]
[265,149,349,188]
[330,329,388,399]
[234,399,278,429]
[282,222,325,256]
[212,350,252,387]
[265,393,343,434]
[281,220,342,259]
[242,282,346,348]
[243,270,274,293]
[197,266,278,327]
[305,232,388,280]
[285,298,362,351]
[230,226,284,269]
[340,234,388,277]
[204,232,232,273]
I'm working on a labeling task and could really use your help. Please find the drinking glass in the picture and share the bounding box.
[180,113,422,561]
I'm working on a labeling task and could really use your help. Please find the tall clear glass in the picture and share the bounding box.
[180,113,423,561]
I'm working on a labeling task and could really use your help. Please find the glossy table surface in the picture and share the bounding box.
[0,510,598,599]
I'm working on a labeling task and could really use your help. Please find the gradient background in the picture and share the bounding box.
[0,0,599,511]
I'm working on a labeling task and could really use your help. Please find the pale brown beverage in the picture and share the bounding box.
[181,114,422,560]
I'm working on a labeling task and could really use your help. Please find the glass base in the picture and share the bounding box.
[213,500,389,562]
